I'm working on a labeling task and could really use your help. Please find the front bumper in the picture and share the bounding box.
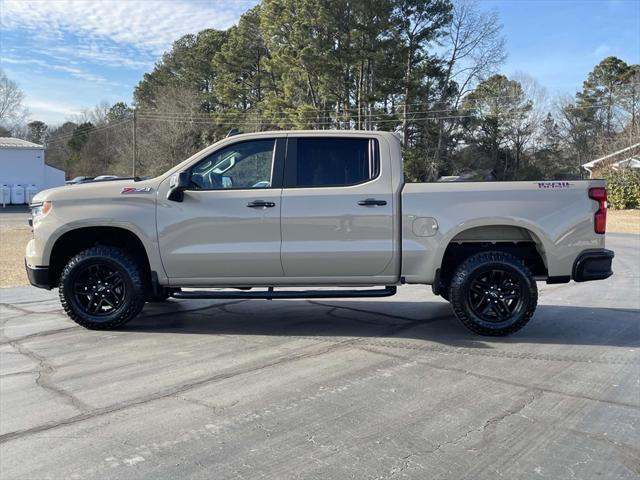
[573,249,614,282]
[25,260,51,290]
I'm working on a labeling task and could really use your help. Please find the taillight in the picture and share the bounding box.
[589,187,607,234]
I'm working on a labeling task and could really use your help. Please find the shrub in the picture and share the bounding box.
[602,167,640,210]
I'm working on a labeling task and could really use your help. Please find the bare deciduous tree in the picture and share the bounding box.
[509,73,547,172]
[434,0,506,170]
[0,69,28,129]
[137,86,214,176]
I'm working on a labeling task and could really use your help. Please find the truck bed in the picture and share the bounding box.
[400,180,606,284]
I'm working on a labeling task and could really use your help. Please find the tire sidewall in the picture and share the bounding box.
[450,252,538,336]
[59,246,145,329]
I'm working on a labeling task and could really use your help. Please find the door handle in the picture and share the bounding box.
[247,200,276,208]
[358,198,387,206]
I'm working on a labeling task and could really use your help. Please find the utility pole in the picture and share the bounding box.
[132,108,137,177]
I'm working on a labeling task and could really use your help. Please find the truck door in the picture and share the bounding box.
[280,136,395,278]
[157,138,285,282]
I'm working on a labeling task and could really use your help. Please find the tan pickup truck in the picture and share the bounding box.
[26,130,614,335]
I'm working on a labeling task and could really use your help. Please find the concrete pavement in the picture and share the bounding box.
[0,234,638,479]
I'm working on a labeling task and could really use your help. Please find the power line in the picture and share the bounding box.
[133,102,616,126]
[43,97,637,145]
[132,82,640,118]
[45,117,132,145]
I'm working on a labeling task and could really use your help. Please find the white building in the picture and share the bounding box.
[581,143,640,178]
[0,137,65,199]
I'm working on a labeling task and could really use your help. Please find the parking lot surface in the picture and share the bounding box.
[0,234,638,479]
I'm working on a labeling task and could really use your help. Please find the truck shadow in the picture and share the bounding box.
[123,299,640,349]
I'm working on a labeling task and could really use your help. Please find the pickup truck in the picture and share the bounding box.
[25,131,614,336]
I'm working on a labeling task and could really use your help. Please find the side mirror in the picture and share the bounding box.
[167,171,190,202]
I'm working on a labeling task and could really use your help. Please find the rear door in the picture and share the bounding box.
[280,136,394,278]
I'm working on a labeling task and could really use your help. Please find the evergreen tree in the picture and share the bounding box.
[27,120,47,144]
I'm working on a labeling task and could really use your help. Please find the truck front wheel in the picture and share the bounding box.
[449,251,538,336]
[59,246,146,330]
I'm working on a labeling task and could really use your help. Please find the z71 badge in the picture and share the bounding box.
[121,187,153,194]
[537,181,573,189]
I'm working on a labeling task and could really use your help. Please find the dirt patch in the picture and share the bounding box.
[0,225,32,288]
[608,209,640,234]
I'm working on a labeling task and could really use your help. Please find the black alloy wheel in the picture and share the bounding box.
[467,268,524,323]
[59,246,146,329]
[71,263,127,315]
[449,251,538,336]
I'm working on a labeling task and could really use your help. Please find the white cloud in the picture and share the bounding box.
[35,45,154,70]
[1,55,116,84]
[1,0,254,57]
[0,57,47,66]
[27,99,84,123]
[0,0,257,124]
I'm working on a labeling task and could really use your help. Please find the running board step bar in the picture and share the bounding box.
[172,286,397,300]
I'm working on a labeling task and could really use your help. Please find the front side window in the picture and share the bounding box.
[190,139,275,190]
[290,138,378,188]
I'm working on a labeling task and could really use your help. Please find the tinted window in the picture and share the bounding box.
[190,140,274,190]
[291,138,377,187]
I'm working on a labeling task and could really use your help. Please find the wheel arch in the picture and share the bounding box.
[433,220,550,291]
[48,226,153,289]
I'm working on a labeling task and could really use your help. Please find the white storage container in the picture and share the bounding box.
[25,184,39,204]
[0,185,11,206]
[10,184,25,204]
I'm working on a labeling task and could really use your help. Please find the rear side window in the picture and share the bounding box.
[286,138,379,188]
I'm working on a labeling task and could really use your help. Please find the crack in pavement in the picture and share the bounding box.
[0,336,361,444]
[356,337,640,366]
[0,303,43,315]
[0,326,80,346]
[138,299,248,321]
[0,301,249,345]
[530,420,640,474]
[8,339,93,414]
[308,299,450,324]
[373,389,543,480]
[357,345,640,411]
[0,369,40,378]
[319,304,450,329]
[468,388,545,450]
[175,396,240,412]
[0,315,435,444]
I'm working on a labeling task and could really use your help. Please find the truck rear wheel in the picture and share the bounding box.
[449,251,537,336]
[59,246,146,330]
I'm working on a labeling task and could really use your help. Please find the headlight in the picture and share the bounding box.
[30,201,52,220]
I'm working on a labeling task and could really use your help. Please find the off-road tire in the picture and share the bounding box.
[449,251,537,336]
[59,246,146,330]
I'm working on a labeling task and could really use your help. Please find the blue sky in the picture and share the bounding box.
[0,0,639,125]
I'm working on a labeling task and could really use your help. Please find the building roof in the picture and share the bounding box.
[581,142,640,170]
[612,157,640,169]
[0,137,44,149]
